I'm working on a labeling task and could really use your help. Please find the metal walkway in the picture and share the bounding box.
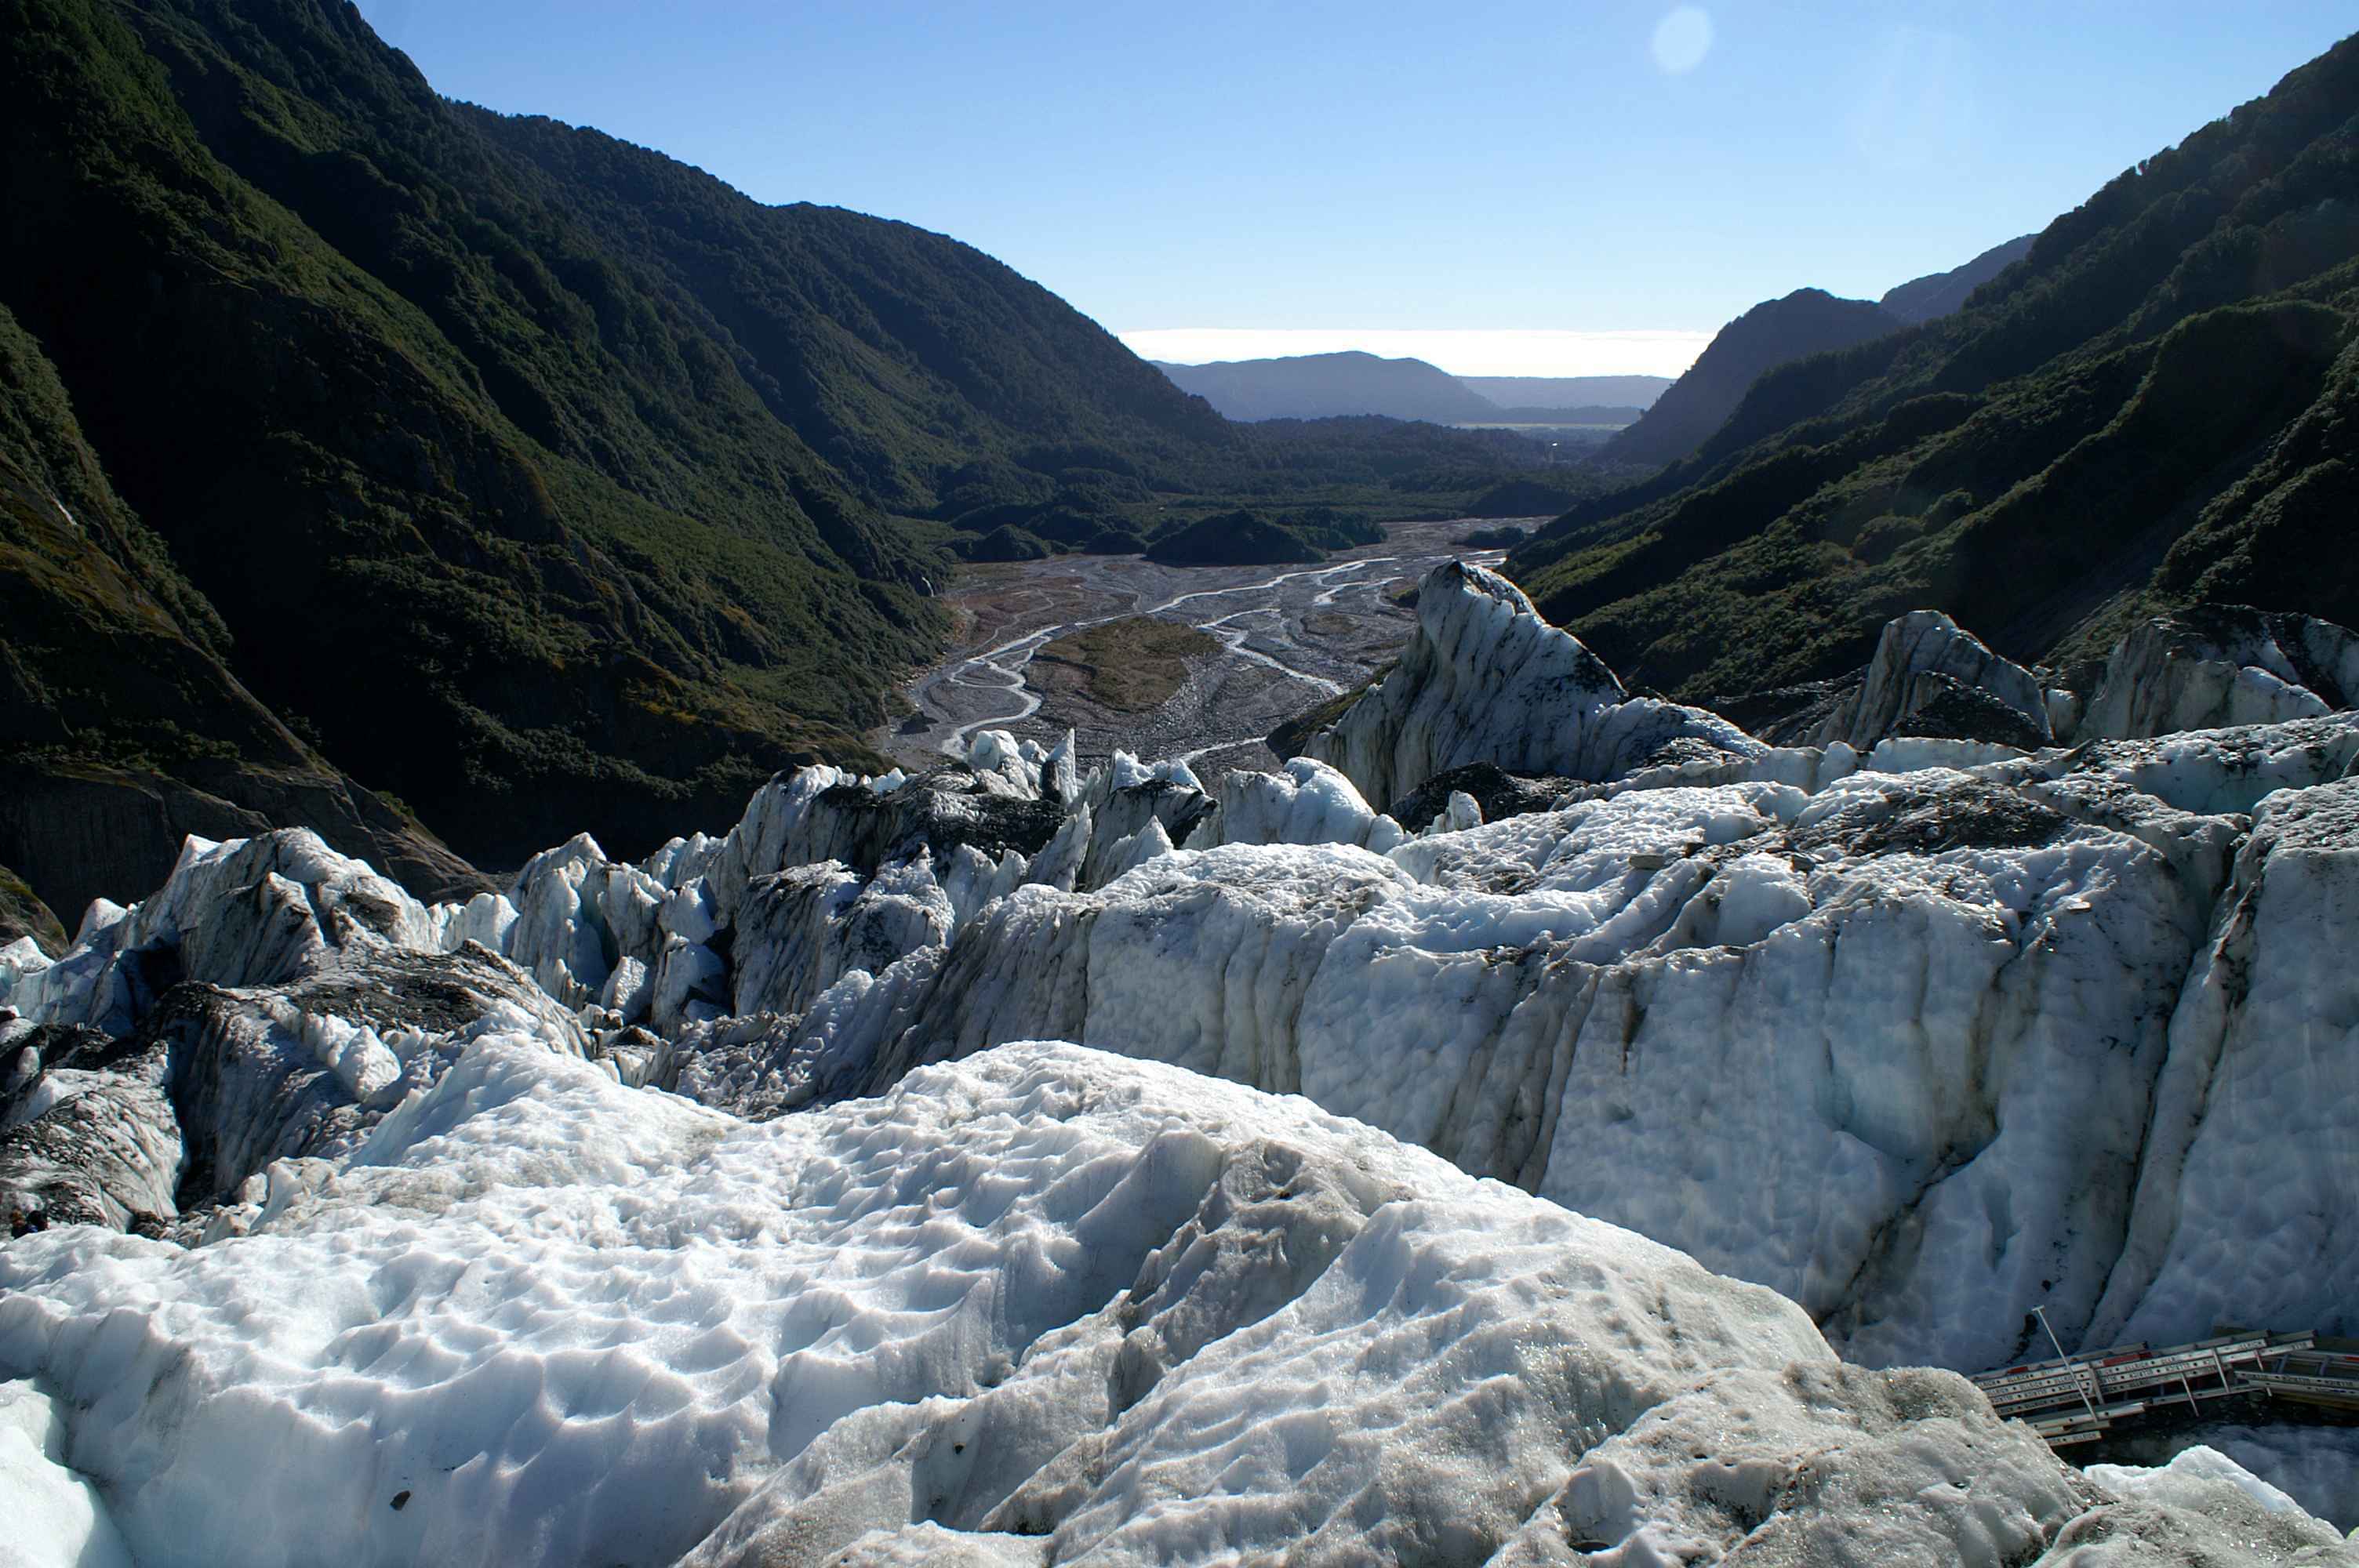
[1971,1330,2359,1449]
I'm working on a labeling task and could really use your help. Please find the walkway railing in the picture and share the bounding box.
[1970,1330,2359,1448]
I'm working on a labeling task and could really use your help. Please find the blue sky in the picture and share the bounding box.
[352,2,2354,374]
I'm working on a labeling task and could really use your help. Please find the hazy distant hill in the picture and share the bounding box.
[1152,352,1503,423]
[1880,234,2038,325]
[1154,358,1676,426]
[1477,405,1649,425]
[1509,31,2359,708]
[1602,290,1905,468]
[1456,375,1672,412]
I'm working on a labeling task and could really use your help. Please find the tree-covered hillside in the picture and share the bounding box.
[1878,234,2037,325]
[0,0,1525,884]
[1510,32,2359,706]
[1602,289,1905,470]
[0,300,485,922]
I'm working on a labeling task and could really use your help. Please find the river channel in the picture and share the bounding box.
[874,516,1521,782]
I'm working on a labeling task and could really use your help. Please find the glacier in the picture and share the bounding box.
[4,560,2359,1561]
[0,1042,2348,1566]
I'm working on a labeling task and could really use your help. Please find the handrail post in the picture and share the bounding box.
[2034,1305,2102,1423]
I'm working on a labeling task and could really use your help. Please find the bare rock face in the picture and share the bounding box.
[2082,604,2359,740]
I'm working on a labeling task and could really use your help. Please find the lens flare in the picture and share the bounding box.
[1652,5,1714,74]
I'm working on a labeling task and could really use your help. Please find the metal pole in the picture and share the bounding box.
[2035,1305,2103,1422]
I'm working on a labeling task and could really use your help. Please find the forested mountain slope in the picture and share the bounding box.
[0,301,485,924]
[1880,233,2037,325]
[1601,289,1904,467]
[0,0,1520,893]
[0,0,948,873]
[1510,32,2359,706]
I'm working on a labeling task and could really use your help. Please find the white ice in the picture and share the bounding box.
[0,1380,134,1568]
[9,565,2359,1556]
[8,1040,2335,1567]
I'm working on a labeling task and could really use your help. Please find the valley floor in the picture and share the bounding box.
[881,517,1513,776]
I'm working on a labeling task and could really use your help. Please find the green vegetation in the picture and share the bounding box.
[0,861,67,956]
[1030,619,1221,712]
[1271,505,1387,553]
[1510,34,2359,702]
[1147,511,1322,566]
[1142,506,1382,567]
[958,525,1056,563]
[0,0,1535,869]
[1463,474,1603,520]
[1605,289,1905,470]
[0,298,482,918]
[1878,234,2037,325]
[937,420,1542,567]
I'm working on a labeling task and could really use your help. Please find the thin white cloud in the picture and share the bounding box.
[1119,328,1713,378]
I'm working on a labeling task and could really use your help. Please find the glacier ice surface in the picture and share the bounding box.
[7,564,2359,1559]
[5,1039,2345,1567]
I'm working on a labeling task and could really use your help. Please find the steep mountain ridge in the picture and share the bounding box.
[0,0,948,875]
[1510,32,2359,703]
[1601,288,1906,468]
[0,298,485,924]
[467,112,1234,514]
[1879,233,2037,325]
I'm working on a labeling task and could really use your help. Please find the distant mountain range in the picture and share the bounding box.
[1153,240,2043,442]
[1152,353,1500,423]
[1153,354,1671,425]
